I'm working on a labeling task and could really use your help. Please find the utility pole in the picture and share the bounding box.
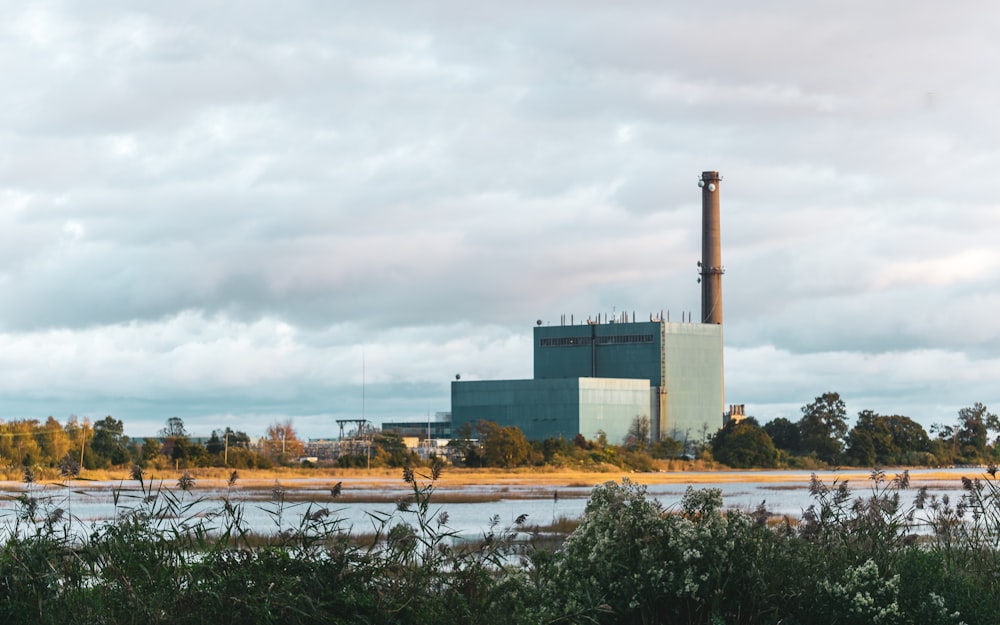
[79,429,86,469]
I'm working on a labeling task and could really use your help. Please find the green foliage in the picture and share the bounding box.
[845,412,932,466]
[799,391,849,463]
[369,432,422,467]
[90,416,129,467]
[956,403,997,462]
[763,417,801,453]
[711,418,779,468]
[159,416,188,438]
[649,437,684,459]
[7,469,1000,623]
[845,427,877,466]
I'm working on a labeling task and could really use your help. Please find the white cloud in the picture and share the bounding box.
[873,250,1000,290]
[2,1,1000,437]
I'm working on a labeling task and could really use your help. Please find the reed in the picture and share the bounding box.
[1,467,1000,624]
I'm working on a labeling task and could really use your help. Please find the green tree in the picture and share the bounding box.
[846,411,931,466]
[540,436,575,464]
[140,437,161,467]
[930,423,957,465]
[160,417,188,438]
[956,403,996,462]
[711,418,779,468]
[206,431,225,455]
[844,428,876,466]
[650,437,684,459]
[447,422,483,467]
[90,416,129,467]
[169,436,208,468]
[371,432,416,467]
[882,414,931,462]
[798,392,848,463]
[763,417,801,453]
[225,428,251,448]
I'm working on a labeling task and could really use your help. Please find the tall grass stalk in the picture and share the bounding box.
[3,468,1000,624]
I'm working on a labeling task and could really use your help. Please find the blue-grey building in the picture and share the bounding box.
[451,171,728,445]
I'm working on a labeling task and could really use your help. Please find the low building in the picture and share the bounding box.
[451,319,723,445]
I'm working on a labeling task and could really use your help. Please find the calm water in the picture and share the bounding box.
[0,468,987,538]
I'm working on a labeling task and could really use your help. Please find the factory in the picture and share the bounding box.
[450,171,729,447]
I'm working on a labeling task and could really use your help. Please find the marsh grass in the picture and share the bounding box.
[230,488,571,504]
[3,467,1000,624]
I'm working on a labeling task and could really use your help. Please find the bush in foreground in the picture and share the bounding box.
[2,468,1000,624]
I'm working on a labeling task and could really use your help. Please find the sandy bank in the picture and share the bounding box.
[9,466,983,494]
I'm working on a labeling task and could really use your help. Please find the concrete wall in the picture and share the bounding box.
[454,320,722,445]
[662,322,724,444]
[451,377,649,442]
[578,377,651,444]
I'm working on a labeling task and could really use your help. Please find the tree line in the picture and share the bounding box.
[0,415,309,473]
[453,392,1000,471]
[4,391,992,474]
[711,391,999,469]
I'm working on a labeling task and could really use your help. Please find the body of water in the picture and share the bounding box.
[0,468,988,539]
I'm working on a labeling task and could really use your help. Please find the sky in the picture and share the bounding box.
[3,1,1000,439]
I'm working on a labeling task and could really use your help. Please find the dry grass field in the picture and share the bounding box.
[5,464,974,496]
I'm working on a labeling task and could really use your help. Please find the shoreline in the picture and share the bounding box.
[3,466,989,493]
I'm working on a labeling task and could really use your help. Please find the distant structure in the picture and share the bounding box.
[382,412,452,439]
[725,404,747,425]
[451,171,727,447]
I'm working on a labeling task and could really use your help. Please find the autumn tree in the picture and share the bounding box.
[37,417,71,467]
[476,420,531,468]
[64,416,92,468]
[4,420,43,467]
[264,419,304,461]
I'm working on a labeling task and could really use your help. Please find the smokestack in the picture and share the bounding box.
[699,171,724,324]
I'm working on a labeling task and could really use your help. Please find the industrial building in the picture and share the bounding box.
[382,413,452,439]
[451,171,728,446]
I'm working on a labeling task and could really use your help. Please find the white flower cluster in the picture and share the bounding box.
[926,593,967,625]
[551,479,756,618]
[817,559,901,625]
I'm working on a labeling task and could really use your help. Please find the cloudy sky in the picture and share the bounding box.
[3,1,1000,439]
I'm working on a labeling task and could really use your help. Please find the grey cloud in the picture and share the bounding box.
[3,1,1000,435]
